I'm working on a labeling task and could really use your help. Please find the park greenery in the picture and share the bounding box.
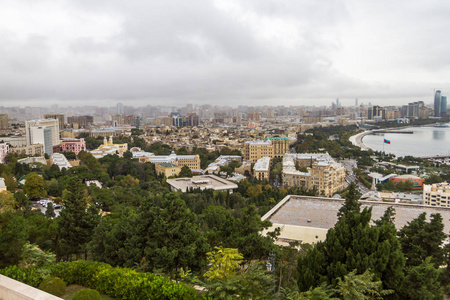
[1,124,450,298]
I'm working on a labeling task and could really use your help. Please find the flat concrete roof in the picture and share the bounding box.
[167,174,238,192]
[262,195,450,244]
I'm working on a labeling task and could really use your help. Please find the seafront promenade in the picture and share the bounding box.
[349,130,372,151]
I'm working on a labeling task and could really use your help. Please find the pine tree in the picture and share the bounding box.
[58,177,99,260]
[398,212,447,267]
[45,202,55,219]
[298,184,406,296]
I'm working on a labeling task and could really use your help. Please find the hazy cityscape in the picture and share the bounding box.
[3,1,450,299]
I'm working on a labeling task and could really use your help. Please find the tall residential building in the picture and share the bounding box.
[29,126,53,154]
[441,96,447,116]
[247,112,261,121]
[42,114,64,130]
[434,90,442,117]
[282,153,346,197]
[267,108,275,119]
[0,114,8,130]
[187,113,199,127]
[25,119,60,147]
[67,115,94,128]
[117,103,124,115]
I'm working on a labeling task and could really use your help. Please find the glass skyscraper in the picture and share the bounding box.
[442,96,447,116]
[435,90,442,117]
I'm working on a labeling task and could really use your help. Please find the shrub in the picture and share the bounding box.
[0,265,45,287]
[38,276,66,296]
[72,288,101,300]
[50,261,199,300]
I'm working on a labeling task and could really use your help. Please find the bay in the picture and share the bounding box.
[361,124,450,157]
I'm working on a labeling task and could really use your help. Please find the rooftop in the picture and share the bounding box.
[166,174,238,192]
[254,156,270,171]
[263,195,450,233]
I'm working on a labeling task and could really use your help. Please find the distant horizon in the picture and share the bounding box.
[0,97,438,109]
[2,1,450,107]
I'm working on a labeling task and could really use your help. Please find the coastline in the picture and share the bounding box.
[349,130,372,151]
[349,123,443,152]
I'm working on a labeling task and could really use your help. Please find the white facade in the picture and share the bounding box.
[29,126,53,154]
[25,119,60,147]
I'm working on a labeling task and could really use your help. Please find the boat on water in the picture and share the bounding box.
[434,123,449,128]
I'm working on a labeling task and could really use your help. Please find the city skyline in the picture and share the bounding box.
[1,1,450,107]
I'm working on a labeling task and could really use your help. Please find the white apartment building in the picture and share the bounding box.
[423,182,450,207]
[25,119,60,148]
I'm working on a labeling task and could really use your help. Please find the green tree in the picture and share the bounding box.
[298,184,406,296]
[204,247,244,281]
[23,172,47,199]
[403,257,443,300]
[398,212,447,267]
[45,202,55,219]
[334,269,394,300]
[122,150,132,159]
[0,211,28,268]
[178,165,193,178]
[0,191,17,213]
[14,191,30,210]
[58,177,100,260]
[2,172,18,192]
[141,193,209,276]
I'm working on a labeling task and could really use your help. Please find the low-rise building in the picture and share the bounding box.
[147,151,201,169]
[51,153,72,169]
[155,163,182,178]
[61,138,86,155]
[9,144,44,157]
[389,174,424,190]
[167,175,238,193]
[254,156,270,181]
[90,136,128,159]
[262,195,450,246]
[235,161,252,175]
[17,157,47,165]
[423,182,450,207]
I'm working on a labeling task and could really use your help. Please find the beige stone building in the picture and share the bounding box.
[423,182,450,207]
[42,114,65,130]
[253,156,271,181]
[155,163,182,178]
[0,114,8,130]
[242,136,293,162]
[282,153,346,197]
[9,144,44,156]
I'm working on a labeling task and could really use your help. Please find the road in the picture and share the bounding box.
[31,200,63,217]
[340,159,371,194]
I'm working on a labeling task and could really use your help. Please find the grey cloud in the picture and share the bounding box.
[1,0,450,107]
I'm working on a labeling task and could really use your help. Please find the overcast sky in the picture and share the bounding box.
[1,0,449,107]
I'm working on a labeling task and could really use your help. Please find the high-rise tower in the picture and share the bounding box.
[441,96,447,116]
[434,90,442,117]
[117,103,124,115]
